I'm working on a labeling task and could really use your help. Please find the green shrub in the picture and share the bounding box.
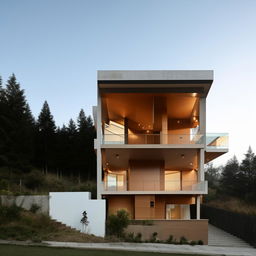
[0,204,22,224]
[25,171,45,190]
[179,236,188,244]
[149,232,158,242]
[30,203,41,213]
[134,232,142,242]
[125,232,142,243]
[106,209,129,237]
[198,240,204,245]
[125,232,135,242]
[0,179,8,190]
[190,240,197,246]
[166,234,173,244]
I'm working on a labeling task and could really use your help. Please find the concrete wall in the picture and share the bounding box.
[126,219,208,244]
[49,192,106,237]
[0,195,49,214]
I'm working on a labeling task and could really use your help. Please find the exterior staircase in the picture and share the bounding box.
[208,224,252,247]
[50,218,81,233]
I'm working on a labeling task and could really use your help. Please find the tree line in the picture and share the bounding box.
[206,147,256,203]
[0,74,96,181]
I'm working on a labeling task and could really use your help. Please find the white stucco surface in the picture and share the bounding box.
[49,192,106,237]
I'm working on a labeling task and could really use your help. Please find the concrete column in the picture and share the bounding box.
[97,89,102,199]
[196,196,200,220]
[198,149,205,182]
[198,97,206,183]
[199,97,206,135]
[161,113,168,144]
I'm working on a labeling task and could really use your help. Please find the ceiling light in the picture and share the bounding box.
[181,154,185,159]
[115,154,119,159]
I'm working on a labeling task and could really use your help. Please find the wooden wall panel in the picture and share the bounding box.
[129,160,164,191]
[135,195,155,219]
[107,195,134,219]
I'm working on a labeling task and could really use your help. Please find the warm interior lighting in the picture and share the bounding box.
[146,130,150,133]
[115,154,119,159]
[181,154,185,159]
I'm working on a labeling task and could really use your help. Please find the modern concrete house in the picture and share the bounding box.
[94,70,228,243]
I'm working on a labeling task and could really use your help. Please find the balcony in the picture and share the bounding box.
[102,133,228,149]
[206,133,228,150]
[101,180,208,195]
[102,133,204,145]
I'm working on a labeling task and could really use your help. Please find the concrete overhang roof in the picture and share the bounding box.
[97,70,213,97]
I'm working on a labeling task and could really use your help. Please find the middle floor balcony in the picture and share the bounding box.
[101,169,208,195]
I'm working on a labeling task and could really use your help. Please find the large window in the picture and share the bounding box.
[105,171,126,191]
[165,171,181,191]
[166,204,190,220]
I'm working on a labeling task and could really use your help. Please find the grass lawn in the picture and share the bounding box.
[0,244,208,256]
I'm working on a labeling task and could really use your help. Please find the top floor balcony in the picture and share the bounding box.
[101,132,228,150]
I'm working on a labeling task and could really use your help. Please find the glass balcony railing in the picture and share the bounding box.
[206,133,229,149]
[102,133,204,145]
[103,180,207,192]
[102,133,229,148]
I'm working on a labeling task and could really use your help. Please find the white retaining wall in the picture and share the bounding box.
[0,195,49,214]
[49,192,106,237]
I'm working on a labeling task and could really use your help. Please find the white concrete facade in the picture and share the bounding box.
[49,192,106,237]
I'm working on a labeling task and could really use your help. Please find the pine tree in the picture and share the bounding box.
[205,163,221,189]
[76,109,96,180]
[67,119,77,136]
[35,101,56,173]
[2,74,35,172]
[0,76,7,166]
[238,147,256,201]
[220,156,240,196]
[77,109,88,132]
[37,101,56,133]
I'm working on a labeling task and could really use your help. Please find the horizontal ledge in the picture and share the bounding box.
[101,191,207,195]
[100,144,204,149]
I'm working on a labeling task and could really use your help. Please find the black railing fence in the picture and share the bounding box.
[201,204,256,247]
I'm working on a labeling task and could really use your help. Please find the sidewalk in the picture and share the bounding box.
[1,240,255,256]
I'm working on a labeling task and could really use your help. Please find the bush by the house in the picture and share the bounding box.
[106,209,129,237]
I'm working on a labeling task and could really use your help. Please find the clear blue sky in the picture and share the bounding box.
[1,0,256,165]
